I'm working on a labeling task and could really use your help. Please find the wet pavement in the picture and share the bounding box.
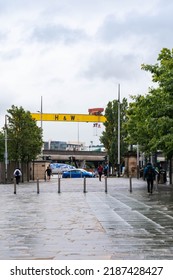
[0,177,173,260]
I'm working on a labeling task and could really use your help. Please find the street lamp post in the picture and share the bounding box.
[137,143,140,179]
[37,96,43,130]
[40,96,43,131]
[90,141,93,151]
[77,122,79,145]
[4,115,8,183]
[37,96,43,157]
[117,84,121,177]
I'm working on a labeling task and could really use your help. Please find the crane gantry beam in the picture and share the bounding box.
[31,113,106,123]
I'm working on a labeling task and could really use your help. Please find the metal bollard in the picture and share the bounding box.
[83,177,86,193]
[14,177,17,194]
[129,176,132,193]
[58,177,61,193]
[37,178,39,194]
[155,174,158,191]
[105,176,108,193]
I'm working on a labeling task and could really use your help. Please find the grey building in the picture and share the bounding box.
[44,141,67,150]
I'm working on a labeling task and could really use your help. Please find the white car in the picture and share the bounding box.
[50,163,75,174]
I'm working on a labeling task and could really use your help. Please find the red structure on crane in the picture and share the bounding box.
[88,108,104,135]
[88,108,104,115]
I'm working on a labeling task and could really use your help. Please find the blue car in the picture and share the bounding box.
[62,168,95,178]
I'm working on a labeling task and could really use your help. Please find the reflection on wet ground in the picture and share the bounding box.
[0,177,173,259]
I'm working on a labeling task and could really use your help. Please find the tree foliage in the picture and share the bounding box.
[125,48,173,159]
[100,98,129,166]
[6,105,43,163]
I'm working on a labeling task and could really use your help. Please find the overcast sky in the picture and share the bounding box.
[0,0,173,146]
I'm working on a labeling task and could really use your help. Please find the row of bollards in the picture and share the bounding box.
[13,176,135,195]
[57,176,108,194]
[13,177,109,194]
[13,177,40,194]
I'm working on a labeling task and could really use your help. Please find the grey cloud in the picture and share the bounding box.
[31,24,88,44]
[96,14,147,42]
[96,7,173,44]
[82,50,139,81]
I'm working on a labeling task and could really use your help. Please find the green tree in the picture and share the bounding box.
[141,48,173,159]
[6,105,43,164]
[125,48,173,159]
[125,94,156,155]
[100,98,129,167]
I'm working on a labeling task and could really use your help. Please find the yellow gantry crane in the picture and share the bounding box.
[31,108,106,123]
[31,113,106,123]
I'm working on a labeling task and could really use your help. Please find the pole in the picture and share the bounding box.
[41,95,43,130]
[137,143,140,179]
[117,83,121,177]
[105,176,107,193]
[129,176,132,193]
[83,177,86,193]
[169,158,172,185]
[37,178,39,194]
[4,115,8,183]
[40,96,43,157]
[58,177,61,193]
[107,155,109,177]
[77,122,79,145]
[14,177,16,194]
[155,174,158,191]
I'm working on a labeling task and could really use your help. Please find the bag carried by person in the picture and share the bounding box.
[15,170,20,176]
[146,166,155,180]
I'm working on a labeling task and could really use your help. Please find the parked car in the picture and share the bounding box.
[62,168,95,178]
[50,163,75,174]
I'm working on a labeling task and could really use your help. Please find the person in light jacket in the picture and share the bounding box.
[13,168,22,184]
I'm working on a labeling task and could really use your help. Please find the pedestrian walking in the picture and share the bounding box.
[103,163,108,177]
[45,165,52,181]
[13,168,22,184]
[144,162,156,194]
[97,164,103,181]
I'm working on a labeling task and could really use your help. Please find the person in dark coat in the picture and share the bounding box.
[45,165,52,181]
[144,162,156,194]
[97,164,103,181]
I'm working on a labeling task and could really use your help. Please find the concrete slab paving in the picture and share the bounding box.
[0,177,173,260]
